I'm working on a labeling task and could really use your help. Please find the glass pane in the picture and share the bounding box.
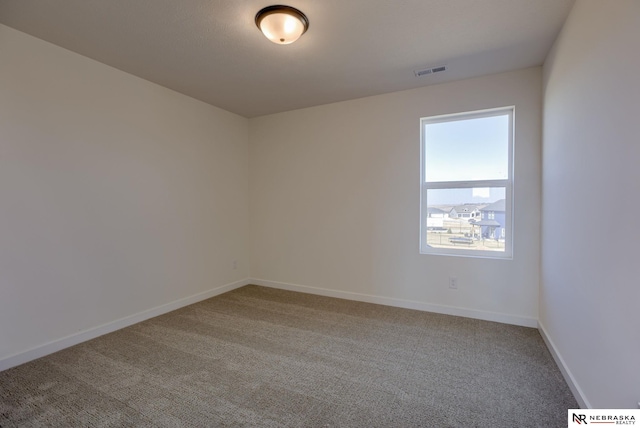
[425,187,506,252]
[424,114,509,182]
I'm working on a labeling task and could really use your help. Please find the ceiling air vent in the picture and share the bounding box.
[414,65,447,77]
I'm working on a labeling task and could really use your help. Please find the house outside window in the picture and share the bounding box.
[419,107,514,258]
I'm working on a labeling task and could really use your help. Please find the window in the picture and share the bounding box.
[419,107,513,258]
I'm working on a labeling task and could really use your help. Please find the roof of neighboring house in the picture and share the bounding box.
[480,199,506,212]
[451,205,479,213]
[475,219,501,227]
[427,207,446,215]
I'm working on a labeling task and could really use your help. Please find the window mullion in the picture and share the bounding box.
[423,179,508,190]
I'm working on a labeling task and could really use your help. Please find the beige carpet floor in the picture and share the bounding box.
[0,285,577,427]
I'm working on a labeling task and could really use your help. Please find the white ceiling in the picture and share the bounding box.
[0,0,575,118]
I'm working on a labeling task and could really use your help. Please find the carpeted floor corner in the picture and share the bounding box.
[0,285,577,427]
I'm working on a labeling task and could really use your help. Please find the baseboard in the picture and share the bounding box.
[538,321,590,409]
[0,278,250,372]
[250,278,538,328]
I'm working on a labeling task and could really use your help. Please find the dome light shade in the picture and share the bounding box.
[255,5,309,45]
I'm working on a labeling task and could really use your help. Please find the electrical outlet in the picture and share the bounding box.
[232,260,238,270]
[449,277,458,289]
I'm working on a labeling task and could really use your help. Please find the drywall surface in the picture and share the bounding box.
[250,68,542,325]
[0,24,250,363]
[541,0,640,408]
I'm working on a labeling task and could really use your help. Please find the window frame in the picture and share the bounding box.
[419,106,514,259]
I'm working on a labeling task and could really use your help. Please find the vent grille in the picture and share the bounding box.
[414,65,447,77]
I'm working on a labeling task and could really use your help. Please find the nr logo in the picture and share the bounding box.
[573,413,588,424]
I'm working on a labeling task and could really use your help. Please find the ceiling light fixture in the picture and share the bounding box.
[255,5,309,45]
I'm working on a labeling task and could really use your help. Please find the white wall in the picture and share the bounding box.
[250,68,542,326]
[0,24,250,366]
[541,0,640,408]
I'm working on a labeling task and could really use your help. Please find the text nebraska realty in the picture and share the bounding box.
[574,413,636,424]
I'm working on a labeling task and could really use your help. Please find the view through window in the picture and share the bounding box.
[420,107,513,258]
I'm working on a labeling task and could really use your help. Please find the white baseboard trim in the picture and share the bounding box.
[538,321,590,409]
[250,278,538,328]
[0,278,250,372]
